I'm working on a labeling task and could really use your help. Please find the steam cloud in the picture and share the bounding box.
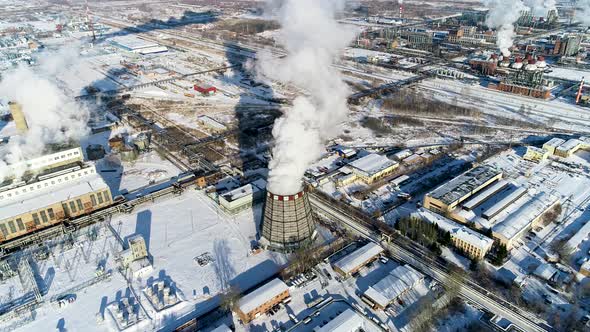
[0,44,90,182]
[256,0,356,195]
[574,0,590,26]
[523,0,556,17]
[485,0,528,56]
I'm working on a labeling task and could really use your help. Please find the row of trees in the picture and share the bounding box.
[394,216,451,255]
[381,91,482,119]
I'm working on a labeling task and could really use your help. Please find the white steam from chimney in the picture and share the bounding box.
[574,0,590,26]
[485,0,528,56]
[0,44,90,182]
[523,0,556,17]
[256,0,357,195]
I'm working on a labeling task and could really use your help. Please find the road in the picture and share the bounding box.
[308,194,552,332]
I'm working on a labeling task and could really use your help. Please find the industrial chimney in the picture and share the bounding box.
[8,101,29,133]
[260,189,317,252]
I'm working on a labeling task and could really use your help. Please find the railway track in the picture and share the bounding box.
[308,191,552,332]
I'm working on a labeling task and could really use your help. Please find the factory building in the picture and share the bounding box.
[423,165,503,215]
[347,153,398,184]
[542,138,566,155]
[0,145,84,181]
[218,179,266,214]
[332,242,384,278]
[235,278,290,323]
[0,162,112,243]
[415,209,494,260]
[492,192,560,249]
[197,115,227,133]
[362,265,424,309]
[315,308,381,332]
[541,136,590,158]
[259,190,317,252]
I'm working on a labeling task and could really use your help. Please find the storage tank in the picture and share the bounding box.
[260,189,317,252]
[536,56,547,68]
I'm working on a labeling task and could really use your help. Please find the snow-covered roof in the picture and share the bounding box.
[567,213,590,250]
[110,35,158,50]
[138,46,168,55]
[414,208,493,250]
[238,278,288,315]
[533,264,558,281]
[427,165,501,206]
[316,308,376,332]
[348,153,397,177]
[581,260,590,272]
[363,265,423,308]
[492,192,558,242]
[333,242,384,275]
[0,171,109,220]
[393,149,412,160]
[197,115,227,131]
[210,324,232,332]
[557,139,581,152]
[462,180,508,211]
[220,179,266,203]
[452,228,494,251]
[482,187,527,220]
[543,137,565,149]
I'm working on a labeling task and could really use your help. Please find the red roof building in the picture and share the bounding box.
[194,84,217,96]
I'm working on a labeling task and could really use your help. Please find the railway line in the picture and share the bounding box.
[308,191,552,332]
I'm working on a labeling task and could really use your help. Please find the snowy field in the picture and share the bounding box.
[0,190,287,332]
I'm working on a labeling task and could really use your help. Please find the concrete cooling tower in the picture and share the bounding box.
[260,189,317,252]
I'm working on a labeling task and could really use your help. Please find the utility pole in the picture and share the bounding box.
[86,0,96,41]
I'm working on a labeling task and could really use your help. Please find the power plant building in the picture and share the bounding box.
[218,179,266,214]
[260,190,317,252]
[0,145,112,243]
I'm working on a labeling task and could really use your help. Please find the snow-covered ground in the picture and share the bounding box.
[0,190,287,332]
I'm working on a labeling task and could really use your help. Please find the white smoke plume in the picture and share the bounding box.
[574,0,590,26]
[485,0,528,56]
[256,0,357,195]
[0,44,90,182]
[523,0,556,17]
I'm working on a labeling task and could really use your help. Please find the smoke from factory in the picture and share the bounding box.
[485,0,528,56]
[256,0,356,195]
[574,0,590,26]
[523,0,556,17]
[0,44,90,182]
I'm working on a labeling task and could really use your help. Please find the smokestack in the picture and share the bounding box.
[260,189,317,252]
[577,77,585,104]
[8,101,29,133]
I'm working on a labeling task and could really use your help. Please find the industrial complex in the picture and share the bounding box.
[0,0,590,332]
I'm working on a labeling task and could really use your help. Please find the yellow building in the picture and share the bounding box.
[0,164,112,243]
[542,137,565,155]
[451,228,493,260]
[543,136,590,158]
[423,165,502,215]
[8,101,29,133]
[347,153,398,184]
[523,146,549,163]
[580,260,590,277]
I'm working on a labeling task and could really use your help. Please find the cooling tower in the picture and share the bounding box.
[9,101,28,133]
[260,189,317,252]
